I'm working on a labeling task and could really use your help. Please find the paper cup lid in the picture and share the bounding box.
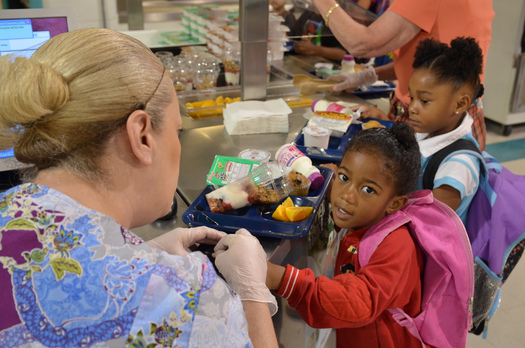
[302,125,331,137]
[238,149,271,162]
[308,172,324,190]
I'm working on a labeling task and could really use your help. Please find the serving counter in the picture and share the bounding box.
[131,55,392,347]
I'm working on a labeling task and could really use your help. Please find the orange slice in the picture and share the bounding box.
[285,206,313,222]
[201,100,216,108]
[282,197,294,208]
[272,205,290,222]
[362,120,384,129]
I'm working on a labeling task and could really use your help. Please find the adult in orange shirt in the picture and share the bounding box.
[315,0,494,150]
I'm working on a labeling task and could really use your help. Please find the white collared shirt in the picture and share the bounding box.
[417,114,482,225]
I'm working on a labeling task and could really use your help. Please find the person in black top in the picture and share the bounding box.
[289,8,348,63]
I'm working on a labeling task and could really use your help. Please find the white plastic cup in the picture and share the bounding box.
[314,62,334,77]
[302,126,331,149]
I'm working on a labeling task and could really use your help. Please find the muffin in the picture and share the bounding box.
[290,171,311,196]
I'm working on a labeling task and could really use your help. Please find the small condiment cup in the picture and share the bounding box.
[302,126,331,149]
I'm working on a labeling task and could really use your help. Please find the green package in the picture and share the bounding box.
[206,155,261,186]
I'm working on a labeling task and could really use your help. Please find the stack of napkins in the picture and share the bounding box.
[223,98,292,135]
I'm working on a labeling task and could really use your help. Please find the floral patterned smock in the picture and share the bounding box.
[0,184,252,348]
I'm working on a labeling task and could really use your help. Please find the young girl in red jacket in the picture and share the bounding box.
[266,122,425,348]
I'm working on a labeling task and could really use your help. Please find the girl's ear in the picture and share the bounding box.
[126,110,155,166]
[386,195,408,214]
[455,91,472,115]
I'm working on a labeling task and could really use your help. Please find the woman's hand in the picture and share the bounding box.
[327,66,378,92]
[351,104,389,121]
[147,226,226,256]
[214,229,278,315]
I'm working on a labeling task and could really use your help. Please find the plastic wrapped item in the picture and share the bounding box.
[307,110,354,137]
[206,155,261,187]
[206,162,293,213]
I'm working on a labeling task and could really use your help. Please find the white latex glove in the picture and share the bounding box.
[327,66,378,92]
[214,229,278,316]
[147,226,226,256]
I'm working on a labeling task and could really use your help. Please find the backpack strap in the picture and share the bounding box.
[422,139,482,190]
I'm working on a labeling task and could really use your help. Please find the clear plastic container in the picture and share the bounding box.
[155,51,175,68]
[222,46,241,86]
[275,144,324,190]
[205,162,293,213]
[192,66,220,90]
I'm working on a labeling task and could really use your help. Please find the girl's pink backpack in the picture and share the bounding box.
[359,190,474,348]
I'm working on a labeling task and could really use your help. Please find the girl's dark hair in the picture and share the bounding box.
[343,122,420,196]
[412,36,484,99]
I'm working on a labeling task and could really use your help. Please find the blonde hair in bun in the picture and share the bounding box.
[0,28,171,180]
[0,57,69,136]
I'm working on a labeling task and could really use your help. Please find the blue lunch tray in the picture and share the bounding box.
[305,71,396,98]
[351,81,396,98]
[182,166,334,239]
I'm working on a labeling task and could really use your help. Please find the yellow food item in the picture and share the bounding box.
[272,205,290,222]
[191,101,204,108]
[272,198,313,222]
[362,120,385,129]
[185,95,243,119]
[281,197,294,208]
[201,100,216,108]
[286,206,313,222]
[285,98,314,108]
